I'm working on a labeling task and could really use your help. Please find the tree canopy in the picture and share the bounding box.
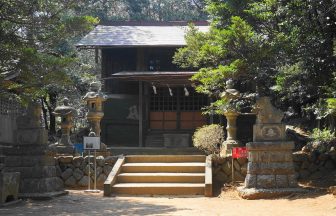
[0,0,208,134]
[174,0,336,127]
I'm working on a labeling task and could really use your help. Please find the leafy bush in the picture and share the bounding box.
[311,128,336,143]
[304,128,336,153]
[192,124,224,155]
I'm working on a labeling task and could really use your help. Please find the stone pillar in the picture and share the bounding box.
[53,98,76,146]
[4,101,66,198]
[238,97,304,199]
[221,111,240,156]
[224,111,239,141]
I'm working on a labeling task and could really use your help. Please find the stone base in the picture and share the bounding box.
[59,134,72,146]
[0,172,20,204]
[48,144,74,155]
[0,199,22,207]
[4,145,66,195]
[18,191,69,200]
[237,186,307,199]
[245,140,298,188]
[163,134,190,147]
[221,140,240,157]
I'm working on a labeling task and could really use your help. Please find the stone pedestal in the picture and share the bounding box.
[238,97,305,199]
[4,146,65,198]
[221,111,240,156]
[4,101,66,198]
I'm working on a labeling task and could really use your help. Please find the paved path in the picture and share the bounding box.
[0,190,335,216]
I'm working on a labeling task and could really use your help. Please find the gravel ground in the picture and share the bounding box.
[0,189,335,216]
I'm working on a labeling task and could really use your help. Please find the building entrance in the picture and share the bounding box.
[149,87,208,130]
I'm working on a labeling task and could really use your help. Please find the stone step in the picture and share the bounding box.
[108,147,203,155]
[121,163,205,173]
[111,183,205,195]
[117,173,205,183]
[125,155,206,163]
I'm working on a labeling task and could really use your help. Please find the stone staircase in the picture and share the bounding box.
[104,155,212,196]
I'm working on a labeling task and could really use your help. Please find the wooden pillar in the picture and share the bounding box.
[139,81,143,147]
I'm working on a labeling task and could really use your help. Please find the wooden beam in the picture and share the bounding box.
[139,81,143,147]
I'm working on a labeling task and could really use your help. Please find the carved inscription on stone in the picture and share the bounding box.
[261,126,280,140]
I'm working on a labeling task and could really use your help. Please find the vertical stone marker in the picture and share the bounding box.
[238,97,305,199]
[4,101,66,198]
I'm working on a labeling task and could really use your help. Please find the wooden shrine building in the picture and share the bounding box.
[77,21,255,148]
[77,21,211,147]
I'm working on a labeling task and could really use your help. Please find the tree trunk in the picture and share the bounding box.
[41,97,49,130]
[47,91,58,135]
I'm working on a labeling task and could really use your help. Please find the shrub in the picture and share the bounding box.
[311,128,336,143]
[192,124,224,155]
[304,128,336,153]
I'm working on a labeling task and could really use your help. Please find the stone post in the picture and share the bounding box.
[83,82,107,137]
[53,98,76,146]
[238,97,304,199]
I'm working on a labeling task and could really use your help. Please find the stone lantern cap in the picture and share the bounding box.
[220,79,240,100]
[53,98,77,117]
[83,82,107,102]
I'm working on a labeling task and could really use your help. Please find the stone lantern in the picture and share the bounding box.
[220,79,241,156]
[83,82,107,137]
[53,98,77,146]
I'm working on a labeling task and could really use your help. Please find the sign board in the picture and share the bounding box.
[232,147,248,159]
[83,137,101,150]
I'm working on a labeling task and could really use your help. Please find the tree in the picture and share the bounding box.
[71,0,207,22]
[174,1,278,113]
[0,0,99,133]
[174,0,336,127]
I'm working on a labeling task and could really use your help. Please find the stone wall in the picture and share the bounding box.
[212,157,248,183]
[56,156,117,189]
[213,151,336,183]
[293,151,336,179]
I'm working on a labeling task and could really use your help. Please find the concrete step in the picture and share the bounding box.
[125,155,206,163]
[121,163,205,173]
[118,173,205,183]
[111,183,205,195]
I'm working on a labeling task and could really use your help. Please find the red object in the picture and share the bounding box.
[232,147,248,158]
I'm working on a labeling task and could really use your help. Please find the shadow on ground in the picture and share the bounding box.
[0,192,188,216]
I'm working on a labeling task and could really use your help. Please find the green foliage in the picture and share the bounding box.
[74,0,207,22]
[327,98,336,116]
[0,0,99,100]
[174,0,336,126]
[174,7,274,113]
[192,124,224,155]
[311,128,336,143]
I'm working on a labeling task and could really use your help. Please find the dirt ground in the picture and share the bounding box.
[0,186,335,216]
